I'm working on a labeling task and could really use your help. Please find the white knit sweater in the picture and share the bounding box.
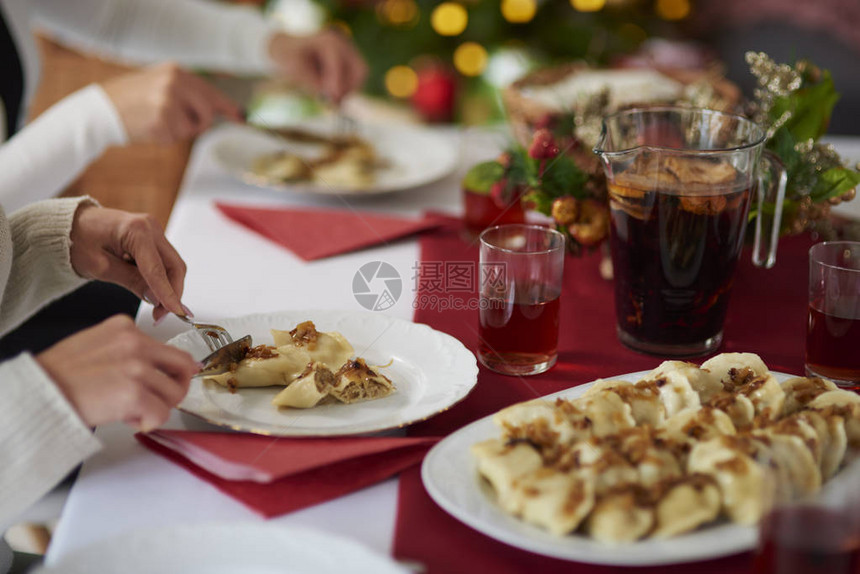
[0,197,101,530]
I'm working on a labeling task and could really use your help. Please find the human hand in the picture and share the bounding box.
[267,29,368,104]
[37,316,200,431]
[70,204,188,323]
[101,62,243,144]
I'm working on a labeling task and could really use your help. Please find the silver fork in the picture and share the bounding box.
[334,110,357,137]
[177,315,233,352]
[177,315,253,376]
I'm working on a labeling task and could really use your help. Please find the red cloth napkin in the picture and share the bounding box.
[215,203,442,261]
[136,430,438,518]
[394,215,815,573]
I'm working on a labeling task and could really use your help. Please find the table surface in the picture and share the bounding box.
[46,128,860,566]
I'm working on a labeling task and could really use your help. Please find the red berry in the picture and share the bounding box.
[528,128,560,160]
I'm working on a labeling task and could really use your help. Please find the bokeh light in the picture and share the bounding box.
[376,0,419,26]
[656,0,690,20]
[385,65,418,98]
[570,0,605,12]
[501,0,537,23]
[431,2,468,36]
[454,42,488,77]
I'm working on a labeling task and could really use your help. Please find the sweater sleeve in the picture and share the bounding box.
[0,352,101,530]
[0,197,96,338]
[0,84,127,213]
[31,0,280,76]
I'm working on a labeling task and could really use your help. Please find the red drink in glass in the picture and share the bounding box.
[479,290,560,372]
[754,507,860,574]
[806,299,860,387]
[806,242,860,387]
[478,224,565,376]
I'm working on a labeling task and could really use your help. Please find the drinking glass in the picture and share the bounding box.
[594,106,787,357]
[478,224,565,376]
[805,241,860,387]
[753,459,860,574]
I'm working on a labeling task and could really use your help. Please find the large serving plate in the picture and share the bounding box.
[169,310,478,437]
[36,522,408,574]
[422,370,798,566]
[211,121,458,196]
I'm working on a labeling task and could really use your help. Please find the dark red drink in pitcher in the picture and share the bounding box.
[607,155,752,355]
[595,107,786,357]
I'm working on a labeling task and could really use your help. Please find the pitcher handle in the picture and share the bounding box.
[752,150,787,269]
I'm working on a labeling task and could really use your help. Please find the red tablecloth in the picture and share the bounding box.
[394,216,814,573]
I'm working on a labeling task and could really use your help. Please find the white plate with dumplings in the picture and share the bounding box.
[422,353,860,566]
[168,310,478,436]
[211,121,458,196]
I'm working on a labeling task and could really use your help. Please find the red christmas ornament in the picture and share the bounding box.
[412,65,457,123]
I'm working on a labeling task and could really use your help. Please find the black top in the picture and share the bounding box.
[0,4,23,138]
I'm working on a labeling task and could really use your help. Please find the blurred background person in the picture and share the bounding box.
[0,0,367,357]
[691,0,860,134]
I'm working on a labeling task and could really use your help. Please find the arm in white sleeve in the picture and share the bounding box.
[0,197,96,337]
[0,84,127,213]
[0,353,101,530]
[31,0,279,76]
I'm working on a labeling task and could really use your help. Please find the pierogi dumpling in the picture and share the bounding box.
[639,368,702,418]
[808,390,860,446]
[687,436,772,525]
[472,439,543,513]
[330,358,395,404]
[705,391,756,430]
[652,475,721,538]
[271,321,354,369]
[271,363,336,409]
[205,345,311,389]
[509,468,595,536]
[493,399,582,447]
[586,489,654,543]
[781,376,838,415]
[583,379,666,427]
[648,360,723,403]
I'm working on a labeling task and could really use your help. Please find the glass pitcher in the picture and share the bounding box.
[593,106,787,357]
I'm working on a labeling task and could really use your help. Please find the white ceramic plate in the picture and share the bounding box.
[36,522,408,574]
[422,370,796,566]
[211,122,458,196]
[169,310,478,436]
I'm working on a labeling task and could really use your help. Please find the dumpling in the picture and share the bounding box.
[584,379,666,427]
[585,489,654,543]
[493,399,582,448]
[271,363,336,408]
[705,391,756,430]
[781,377,838,415]
[700,352,769,385]
[205,345,311,390]
[662,407,736,449]
[648,360,723,403]
[751,430,821,500]
[687,436,772,525]
[272,321,354,369]
[330,358,395,404]
[576,391,636,437]
[509,468,595,536]
[808,390,860,446]
[471,439,544,513]
[638,368,701,418]
[792,410,847,479]
[652,475,721,538]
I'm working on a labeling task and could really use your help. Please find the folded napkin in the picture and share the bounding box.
[215,203,442,261]
[137,430,439,518]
